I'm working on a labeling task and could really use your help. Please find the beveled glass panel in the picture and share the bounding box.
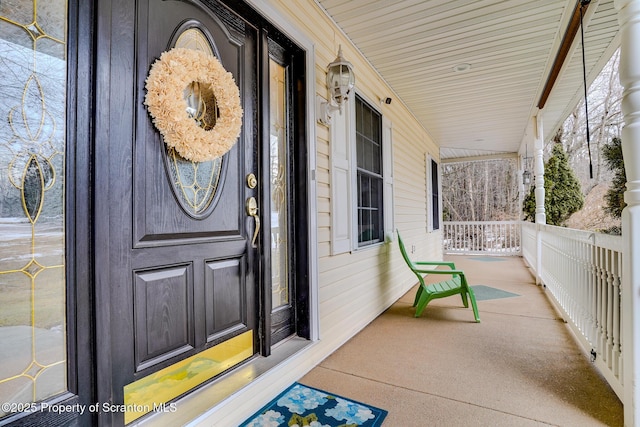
[0,0,67,418]
[269,59,289,309]
[164,28,223,217]
[1,1,33,24]
[35,0,66,43]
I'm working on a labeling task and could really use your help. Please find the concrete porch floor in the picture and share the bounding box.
[299,255,623,426]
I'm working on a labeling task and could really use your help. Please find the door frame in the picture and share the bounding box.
[259,30,311,353]
[244,0,320,343]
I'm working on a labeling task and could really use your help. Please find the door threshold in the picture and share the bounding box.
[133,337,311,426]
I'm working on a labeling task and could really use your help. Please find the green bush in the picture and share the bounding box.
[523,143,584,226]
[602,137,626,219]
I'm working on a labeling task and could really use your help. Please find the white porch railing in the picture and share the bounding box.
[443,221,521,255]
[444,220,624,400]
[521,221,623,400]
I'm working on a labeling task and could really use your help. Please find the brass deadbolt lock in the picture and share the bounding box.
[247,173,257,189]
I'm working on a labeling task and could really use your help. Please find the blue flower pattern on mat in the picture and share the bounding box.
[241,383,387,426]
[325,397,375,424]
[277,384,329,414]
[244,409,285,427]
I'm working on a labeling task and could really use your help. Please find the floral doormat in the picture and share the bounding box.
[240,382,388,426]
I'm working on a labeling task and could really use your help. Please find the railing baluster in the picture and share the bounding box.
[592,244,598,348]
[442,221,521,256]
[613,250,621,378]
[606,248,614,368]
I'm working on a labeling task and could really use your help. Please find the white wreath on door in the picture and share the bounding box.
[144,47,243,162]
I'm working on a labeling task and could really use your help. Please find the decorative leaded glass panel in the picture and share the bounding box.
[0,0,67,417]
[269,58,289,309]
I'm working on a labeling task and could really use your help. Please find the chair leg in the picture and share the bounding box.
[460,291,469,308]
[412,288,421,307]
[413,280,425,307]
[414,288,432,317]
[467,288,480,323]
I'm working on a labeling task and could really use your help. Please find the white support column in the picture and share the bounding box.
[533,114,545,285]
[616,1,640,425]
[533,114,546,225]
[519,153,526,220]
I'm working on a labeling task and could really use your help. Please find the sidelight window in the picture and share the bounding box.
[0,0,68,418]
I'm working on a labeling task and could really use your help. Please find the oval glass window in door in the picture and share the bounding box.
[163,27,224,218]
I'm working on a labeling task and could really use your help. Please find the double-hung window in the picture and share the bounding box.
[427,155,441,232]
[330,94,393,253]
[355,96,384,246]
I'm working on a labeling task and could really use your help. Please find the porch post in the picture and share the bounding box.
[616,0,640,425]
[533,114,545,284]
[519,153,525,220]
[533,113,546,225]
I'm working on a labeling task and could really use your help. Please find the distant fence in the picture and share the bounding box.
[442,221,521,256]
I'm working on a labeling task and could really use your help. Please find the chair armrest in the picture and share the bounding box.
[413,268,465,276]
[413,261,456,269]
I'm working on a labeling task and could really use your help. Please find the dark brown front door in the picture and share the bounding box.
[95,0,260,424]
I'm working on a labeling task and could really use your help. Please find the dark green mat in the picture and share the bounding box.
[472,285,519,301]
[469,256,507,262]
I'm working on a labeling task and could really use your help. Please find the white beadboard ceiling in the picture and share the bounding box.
[316,0,620,160]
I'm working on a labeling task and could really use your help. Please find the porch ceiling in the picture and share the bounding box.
[316,0,620,160]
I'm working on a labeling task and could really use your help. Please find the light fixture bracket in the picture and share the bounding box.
[317,95,341,125]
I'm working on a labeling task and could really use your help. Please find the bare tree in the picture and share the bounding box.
[561,49,622,192]
[442,158,519,222]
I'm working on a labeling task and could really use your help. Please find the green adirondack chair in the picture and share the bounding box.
[397,231,480,322]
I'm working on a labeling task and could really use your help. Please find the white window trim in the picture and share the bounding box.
[426,154,442,232]
[382,117,395,242]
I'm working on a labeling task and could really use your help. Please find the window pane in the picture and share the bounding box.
[370,209,380,240]
[356,134,365,169]
[372,117,380,145]
[355,96,384,246]
[269,58,289,309]
[431,159,440,230]
[0,0,68,416]
[359,174,369,207]
[371,177,381,209]
[363,107,372,138]
[364,141,372,172]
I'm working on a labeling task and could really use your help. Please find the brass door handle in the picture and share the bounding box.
[246,197,260,248]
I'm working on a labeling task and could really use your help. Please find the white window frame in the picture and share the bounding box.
[382,117,394,241]
[426,154,442,232]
